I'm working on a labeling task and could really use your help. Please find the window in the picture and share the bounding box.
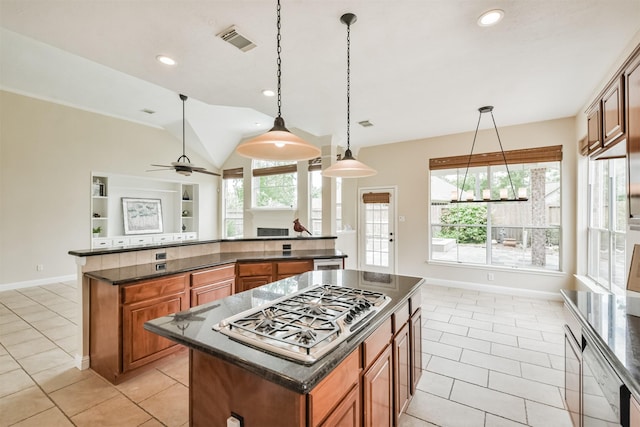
[252,160,297,208]
[429,145,562,272]
[308,157,322,235]
[223,168,244,238]
[587,157,626,291]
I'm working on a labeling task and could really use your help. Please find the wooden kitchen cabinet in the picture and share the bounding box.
[393,322,411,422]
[309,348,361,427]
[602,75,625,146]
[318,384,360,427]
[410,307,423,394]
[362,345,393,427]
[626,50,640,224]
[236,262,273,293]
[276,259,314,280]
[587,104,602,154]
[630,394,640,427]
[236,260,314,292]
[190,264,235,306]
[90,273,189,383]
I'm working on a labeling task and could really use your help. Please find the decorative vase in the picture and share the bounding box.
[182,189,190,200]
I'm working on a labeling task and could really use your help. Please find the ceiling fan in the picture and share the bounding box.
[149,94,220,177]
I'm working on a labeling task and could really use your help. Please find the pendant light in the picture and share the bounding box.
[235,0,320,161]
[450,106,527,203]
[322,13,377,178]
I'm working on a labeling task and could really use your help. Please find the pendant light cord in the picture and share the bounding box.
[459,108,517,200]
[276,0,282,119]
[346,19,351,151]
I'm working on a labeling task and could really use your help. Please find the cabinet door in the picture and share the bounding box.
[630,394,640,427]
[587,105,602,153]
[394,322,411,421]
[122,293,188,372]
[236,275,272,293]
[191,278,235,307]
[276,260,314,280]
[602,76,625,146]
[410,308,422,395]
[363,345,393,427]
[320,384,361,427]
[627,53,640,222]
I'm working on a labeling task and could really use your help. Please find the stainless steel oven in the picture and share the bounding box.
[582,335,630,427]
[313,258,343,270]
[565,325,582,427]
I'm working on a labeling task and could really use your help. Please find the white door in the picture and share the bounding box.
[358,187,396,274]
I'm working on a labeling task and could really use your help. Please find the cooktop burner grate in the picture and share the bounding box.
[214,284,391,363]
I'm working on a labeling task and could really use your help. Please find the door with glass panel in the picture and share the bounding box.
[359,187,396,274]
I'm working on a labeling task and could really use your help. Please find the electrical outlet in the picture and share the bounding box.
[487,273,494,281]
[36,264,44,271]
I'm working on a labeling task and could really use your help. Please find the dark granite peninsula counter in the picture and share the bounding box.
[84,249,345,285]
[145,269,424,426]
[562,290,640,397]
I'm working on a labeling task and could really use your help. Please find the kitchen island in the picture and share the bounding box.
[145,269,424,426]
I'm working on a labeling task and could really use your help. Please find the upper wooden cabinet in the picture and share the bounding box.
[602,75,625,146]
[626,51,640,225]
[587,103,602,154]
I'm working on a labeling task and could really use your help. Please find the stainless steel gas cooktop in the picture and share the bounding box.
[213,284,391,364]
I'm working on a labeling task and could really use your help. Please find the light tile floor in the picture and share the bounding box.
[0,280,572,427]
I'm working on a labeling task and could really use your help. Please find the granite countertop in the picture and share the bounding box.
[85,249,347,285]
[561,289,640,397]
[69,236,337,257]
[144,269,424,394]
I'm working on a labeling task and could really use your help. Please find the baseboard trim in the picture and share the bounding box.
[0,274,77,292]
[424,277,563,301]
[75,354,90,370]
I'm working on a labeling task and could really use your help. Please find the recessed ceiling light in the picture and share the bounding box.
[477,9,504,27]
[156,55,176,66]
[262,89,275,97]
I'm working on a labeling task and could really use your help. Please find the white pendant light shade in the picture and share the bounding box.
[234,0,320,162]
[322,13,376,179]
[236,117,320,161]
[323,149,377,178]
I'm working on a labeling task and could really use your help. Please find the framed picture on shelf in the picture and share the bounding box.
[122,198,163,235]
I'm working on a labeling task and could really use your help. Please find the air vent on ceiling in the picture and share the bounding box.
[358,120,373,127]
[140,108,156,114]
[217,25,257,52]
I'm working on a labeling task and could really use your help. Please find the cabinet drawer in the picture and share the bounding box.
[563,304,582,345]
[123,274,188,304]
[392,301,410,334]
[152,234,174,243]
[191,264,235,288]
[309,348,361,427]
[129,236,153,245]
[276,260,313,275]
[237,262,273,277]
[363,317,392,369]
[93,238,113,248]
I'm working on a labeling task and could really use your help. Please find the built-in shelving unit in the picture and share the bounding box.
[90,173,199,248]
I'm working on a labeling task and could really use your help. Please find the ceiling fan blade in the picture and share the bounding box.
[194,169,221,177]
[146,167,174,172]
[150,164,174,168]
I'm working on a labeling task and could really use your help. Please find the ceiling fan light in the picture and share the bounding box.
[236,117,320,161]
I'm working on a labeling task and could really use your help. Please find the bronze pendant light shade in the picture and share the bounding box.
[235,0,320,161]
[323,13,377,178]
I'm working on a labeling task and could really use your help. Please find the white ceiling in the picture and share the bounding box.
[1,0,639,169]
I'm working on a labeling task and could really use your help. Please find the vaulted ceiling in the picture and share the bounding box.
[1,0,639,168]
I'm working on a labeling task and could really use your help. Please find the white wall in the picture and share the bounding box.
[0,90,219,287]
[353,117,577,296]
